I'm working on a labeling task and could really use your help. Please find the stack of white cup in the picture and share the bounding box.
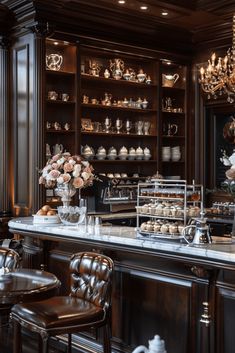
[171,146,181,161]
[162,146,171,161]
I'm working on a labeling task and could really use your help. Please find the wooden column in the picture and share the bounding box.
[0,36,11,215]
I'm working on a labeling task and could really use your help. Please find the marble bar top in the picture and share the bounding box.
[8,217,235,266]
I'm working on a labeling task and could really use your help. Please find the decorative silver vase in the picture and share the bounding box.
[55,183,77,207]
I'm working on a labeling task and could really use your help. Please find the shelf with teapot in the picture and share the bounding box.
[91,160,157,164]
[161,61,186,90]
[81,145,153,161]
[46,38,77,73]
[81,55,154,83]
[81,103,155,113]
[81,117,154,136]
[81,131,157,138]
[81,72,156,87]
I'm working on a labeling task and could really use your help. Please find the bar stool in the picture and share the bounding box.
[0,246,20,319]
[0,247,20,346]
[11,252,114,353]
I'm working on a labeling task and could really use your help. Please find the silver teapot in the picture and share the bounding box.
[182,214,212,245]
[110,58,124,80]
[46,54,63,71]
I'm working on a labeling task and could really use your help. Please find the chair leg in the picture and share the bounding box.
[39,332,49,353]
[103,323,111,353]
[67,333,71,353]
[13,320,21,353]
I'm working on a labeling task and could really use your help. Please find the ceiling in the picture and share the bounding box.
[69,0,235,32]
[1,0,235,56]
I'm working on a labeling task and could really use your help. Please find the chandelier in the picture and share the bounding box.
[199,15,235,103]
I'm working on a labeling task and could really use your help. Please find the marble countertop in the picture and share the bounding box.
[8,217,235,265]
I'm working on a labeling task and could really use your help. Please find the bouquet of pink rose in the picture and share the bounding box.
[39,152,94,189]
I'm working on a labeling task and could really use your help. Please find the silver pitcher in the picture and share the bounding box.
[182,214,212,245]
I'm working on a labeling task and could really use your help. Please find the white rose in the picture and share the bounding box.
[57,176,64,184]
[42,165,51,177]
[81,161,89,167]
[57,157,65,165]
[73,164,82,177]
[81,171,90,180]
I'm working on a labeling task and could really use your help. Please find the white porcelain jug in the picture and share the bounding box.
[132,335,167,353]
[162,73,179,87]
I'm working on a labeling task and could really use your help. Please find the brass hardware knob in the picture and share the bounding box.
[200,302,211,327]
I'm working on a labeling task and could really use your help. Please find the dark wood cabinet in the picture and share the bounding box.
[45,39,78,157]
[43,38,190,189]
[79,46,159,177]
[160,62,188,180]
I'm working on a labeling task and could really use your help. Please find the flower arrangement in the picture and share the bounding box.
[39,152,95,189]
[220,149,235,179]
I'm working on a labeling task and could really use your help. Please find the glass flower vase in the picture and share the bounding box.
[55,183,77,207]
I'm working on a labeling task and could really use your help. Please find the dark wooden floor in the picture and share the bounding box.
[1,324,79,353]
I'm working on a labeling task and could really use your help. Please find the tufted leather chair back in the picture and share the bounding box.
[69,252,114,309]
[0,247,20,270]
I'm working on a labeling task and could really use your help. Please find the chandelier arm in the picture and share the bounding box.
[200,82,225,94]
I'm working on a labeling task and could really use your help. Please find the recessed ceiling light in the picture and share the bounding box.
[54,41,59,45]
[166,61,171,65]
[140,5,148,10]
[118,0,126,4]
[161,11,168,16]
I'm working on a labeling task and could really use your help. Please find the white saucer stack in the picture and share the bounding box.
[171,146,181,161]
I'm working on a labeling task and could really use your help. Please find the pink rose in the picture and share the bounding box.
[52,154,60,161]
[61,173,71,183]
[51,162,60,170]
[39,176,45,184]
[83,166,92,174]
[64,162,74,173]
[81,171,90,180]
[73,177,84,188]
[48,169,61,179]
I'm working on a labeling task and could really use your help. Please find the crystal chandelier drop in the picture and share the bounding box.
[199,15,235,103]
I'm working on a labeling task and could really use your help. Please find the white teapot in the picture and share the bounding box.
[119,146,128,155]
[81,145,95,160]
[53,143,63,155]
[108,146,117,160]
[132,335,167,353]
[128,147,136,160]
[97,146,106,154]
[143,147,151,160]
[96,146,107,160]
[136,146,144,160]
[119,146,128,160]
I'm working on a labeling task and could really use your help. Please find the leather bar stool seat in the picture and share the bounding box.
[11,252,114,353]
[14,296,105,330]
